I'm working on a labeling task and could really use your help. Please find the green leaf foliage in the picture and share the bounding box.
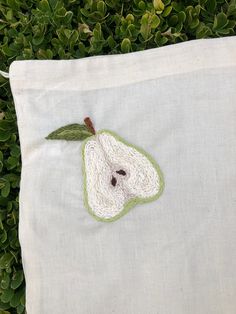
[0,0,236,312]
[10,270,23,290]
[46,124,93,141]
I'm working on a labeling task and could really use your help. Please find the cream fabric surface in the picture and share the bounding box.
[9,36,236,314]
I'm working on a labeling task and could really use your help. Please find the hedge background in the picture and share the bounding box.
[0,0,236,313]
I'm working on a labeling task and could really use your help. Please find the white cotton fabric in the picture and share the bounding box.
[9,36,236,314]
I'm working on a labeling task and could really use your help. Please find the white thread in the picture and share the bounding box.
[84,132,161,220]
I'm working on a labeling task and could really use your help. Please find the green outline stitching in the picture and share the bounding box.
[82,130,164,222]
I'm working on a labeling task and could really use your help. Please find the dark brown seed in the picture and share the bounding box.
[111,176,117,186]
[116,169,126,176]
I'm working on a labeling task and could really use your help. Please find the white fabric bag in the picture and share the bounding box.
[9,36,236,314]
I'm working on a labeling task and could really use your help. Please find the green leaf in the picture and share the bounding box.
[6,0,20,11]
[178,11,186,23]
[138,1,146,10]
[46,124,93,141]
[97,1,107,16]
[10,145,20,158]
[11,271,24,290]
[20,290,25,305]
[0,179,10,198]
[151,15,160,29]
[0,229,8,244]
[140,13,152,40]
[48,0,57,9]
[16,304,24,314]
[196,23,212,38]
[172,1,184,12]
[213,12,228,31]
[169,15,178,26]
[0,120,15,142]
[37,49,53,59]
[227,0,236,16]
[9,287,24,307]
[126,14,134,23]
[0,299,11,310]
[107,35,116,49]
[0,131,11,142]
[206,0,216,13]
[32,34,45,46]
[0,288,14,303]
[7,156,19,170]
[0,272,10,289]
[153,0,165,12]
[0,253,14,270]
[190,17,200,29]
[121,38,131,53]
[38,0,51,12]
[163,6,173,17]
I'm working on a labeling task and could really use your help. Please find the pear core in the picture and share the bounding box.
[82,130,164,222]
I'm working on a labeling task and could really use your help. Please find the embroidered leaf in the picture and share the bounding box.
[46,124,93,141]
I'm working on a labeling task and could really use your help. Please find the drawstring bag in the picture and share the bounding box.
[5,36,236,313]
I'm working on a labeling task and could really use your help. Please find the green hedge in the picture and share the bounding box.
[0,0,236,313]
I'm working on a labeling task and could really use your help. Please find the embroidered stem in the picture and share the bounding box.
[84,117,96,135]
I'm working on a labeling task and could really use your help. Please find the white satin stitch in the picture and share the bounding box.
[84,138,126,219]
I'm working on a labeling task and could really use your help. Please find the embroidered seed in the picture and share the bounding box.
[116,169,126,176]
[111,176,117,187]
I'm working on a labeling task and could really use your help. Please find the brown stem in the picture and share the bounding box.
[84,117,96,135]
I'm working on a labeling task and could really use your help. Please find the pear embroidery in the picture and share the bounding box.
[46,117,164,222]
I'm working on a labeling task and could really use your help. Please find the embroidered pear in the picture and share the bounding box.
[46,118,164,222]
